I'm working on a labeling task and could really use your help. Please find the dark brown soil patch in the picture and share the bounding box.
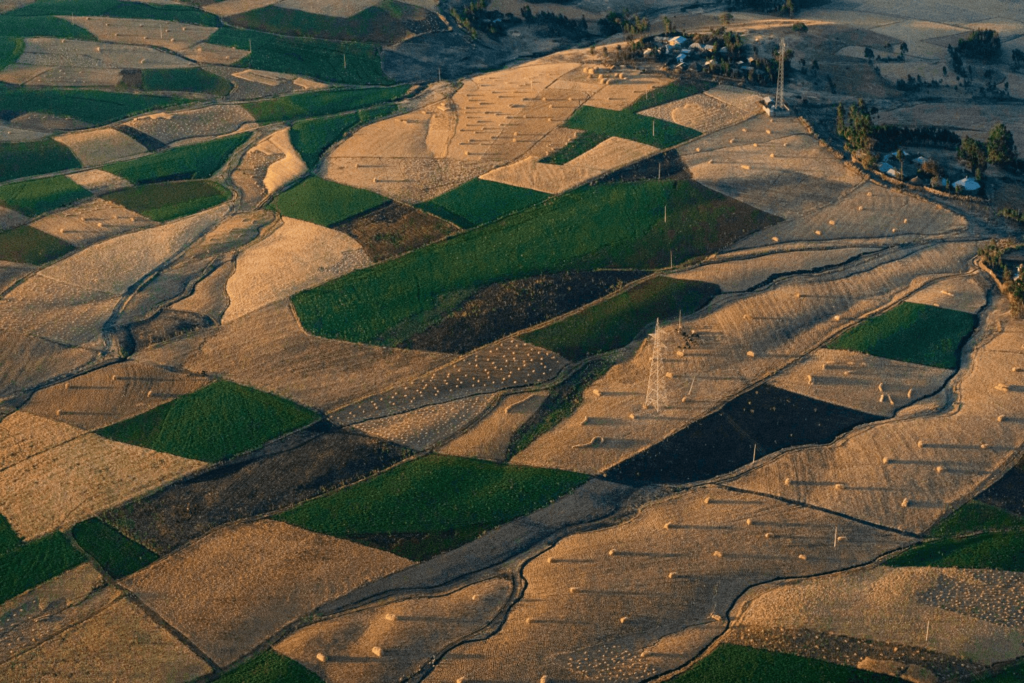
[604,385,879,486]
[102,425,411,554]
[398,270,646,354]
[128,309,213,351]
[601,149,691,184]
[339,202,459,262]
[979,462,1024,517]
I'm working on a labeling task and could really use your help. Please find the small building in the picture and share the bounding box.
[668,36,686,47]
[953,176,981,194]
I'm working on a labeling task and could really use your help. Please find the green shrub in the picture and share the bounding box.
[827,302,977,370]
[217,651,321,683]
[0,88,184,126]
[103,133,250,184]
[0,532,85,604]
[272,176,388,227]
[522,277,720,360]
[0,16,95,39]
[0,137,81,183]
[242,85,408,123]
[0,36,23,70]
[139,68,233,96]
[0,225,74,264]
[103,180,231,222]
[277,454,588,560]
[71,518,157,579]
[289,104,395,167]
[564,105,699,148]
[666,644,900,682]
[97,380,319,463]
[207,27,390,85]
[0,175,90,216]
[418,179,548,228]
[9,0,218,26]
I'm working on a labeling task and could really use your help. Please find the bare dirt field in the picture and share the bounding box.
[178,42,250,66]
[124,106,256,146]
[425,485,907,683]
[17,67,126,88]
[255,127,307,196]
[0,409,83,471]
[0,597,210,682]
[169,260,234,322]
[0,330,99,400]
[734,566,1024,666]
[906,273,990,314]
[54,128,148,167]
[17,38,192,70]
[123,519,413,667]
[675,246,879,293]
[354,392,498,451]
[0,123,48,143]
[30,198,155,248]
[731,298,1024,534]
[20,360,210,431]
[440,391,547,461]
[64,17,216,52]
[67,170,134,196]
[340,202,459,262]
[276,577,512,682]
[224,217,370,322]
[0,432,206,539]
[0,260,33,292]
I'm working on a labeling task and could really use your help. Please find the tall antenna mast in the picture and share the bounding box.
[644,319,666,412]
[775,38,788,112]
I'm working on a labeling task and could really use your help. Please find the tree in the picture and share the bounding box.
[957,136,988,173]
[899,41,908,56]
[864,46,874,60]
[720,11,733,25]
[1014,48,1024,70]
[895,148,905,179]
[662,16,673,34]
[987,123,1017,166]
[835,102,846,137]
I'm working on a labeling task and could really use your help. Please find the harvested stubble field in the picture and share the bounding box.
[0,136,80,182]
[98,380,319,463]
[121,105,255,145]
[640,84,764,136]
[979,462,1024,518]
[277,454,589,560]
[250,127,307,195]
[293,179,778,344]
[828,302,977,370]
[123,519,412,667]
[678,247,880,293]
[0,528,84,604]
[0,330,98,399]
[60,16,214,50]
[666,644,900,683]
[0,225,73,264]
[103,132,250,184]
[244,85,409,123]
[399,270,646,354]
[0,410,96,471]
[17,37,192,70]
[424,486,906,683]
[29,197,154,247]
[276,577,513,682]
[103,178,231,221]
[70,517,157,579]
[225,3,412,45]
[54,126,147,166]
[103,425,410,554]
[340,201,457,261]
[418,178,548,228]
[0,174,90,216]
[0,205,26,231]
[604,385,880,486]
[905,275,989,315]
[224,217,371,322]
[440,391,548,461]
[0,17,95,41]
[273,176,389,227]
[523,277,721,362]
[353,392,497,451]
[0,86,183,126]
[0,597,211,682]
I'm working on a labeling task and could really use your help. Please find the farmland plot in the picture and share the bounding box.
[62,16,215,51]
[440,391,548,461]
[0,410,82,475]
[66,169,132,195]
[16,37,192,69]
[353,392,497,451]
[678,247,880,293]
[0,225,73,265]
[0,137,80,182]
[103,179,231,221]
[29,197,154,247]
[120,105,255,146]
[0,330,98,399]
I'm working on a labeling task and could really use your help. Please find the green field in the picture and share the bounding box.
[563,105,699,149]
[522,277,721,360]
[0,529,85,604]
[272,176,388,227]
[290,104,395,168]
[667,644,900,682]
[418,179,548,229]
[103,179,231,222]
[625,80,709,113]
[0,514,19,556]
[293,179,778,343]
[0,174,90,216]
[207,27,389,85]
[929,501,1024,537]
[827,302,977,370]
[0,88,184,126]
[217,651,321,683]
[542,130,606,165]
[0,36,23,70]
[97,380,319,463]
[137,68,233,96]
[0,137,81,183]
[71,518,157,580]
[887,501,1024,571]
[983,661,1024,682]
[103,133,250,184]
[8,0,219,26]
[242,85,408,123]
[0,225,74,265]
[226,3,416,45]
[0,16,95,39]
[277,454,588,560]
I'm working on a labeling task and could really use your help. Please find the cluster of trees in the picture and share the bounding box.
[835,100,878,163]
[978,241,1024,314]
[1014,49,1024,71]
[957,29,1001,61]
[957,123,1017,175]
[873,125,961,150]
[520,7,589,39]
[598,12,648,38]
[450,0,514,38]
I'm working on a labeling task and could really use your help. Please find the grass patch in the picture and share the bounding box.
[886,530,1024,572]
[0,36,23,71]
[0,174,90,216]
[0,137,81,183]
[8,0,218,26]
[217,650,321,683]
[983,661,1024,682]
[541,130,606,165]
[522,277,720,361]
[827,302,977,370]
[207,27,389,85]
[0,225,74,264]
[667,644,900,682]
[0,16,95,39]
[97,380,319,463]
[71,518,156,580]
[277,454,588,560]
[103,133,250,184]
[294,179,777,343]
[136,68,233,96]
[625,80,709,113]
[0,531,85,604]
[242,85,408,123]
[272,176,388,227]
[0,514,19,556]
[564,105,699,149]
[290,104,395,167]
[418,179,548,229]
[0,87,184,126]
[930,501,1024,538]
[226,4,411,45]
[103,179,230,222]
[507,358,613,458]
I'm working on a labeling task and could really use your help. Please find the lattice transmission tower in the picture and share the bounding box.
[775,38,789,112]
[644,318,666,412]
